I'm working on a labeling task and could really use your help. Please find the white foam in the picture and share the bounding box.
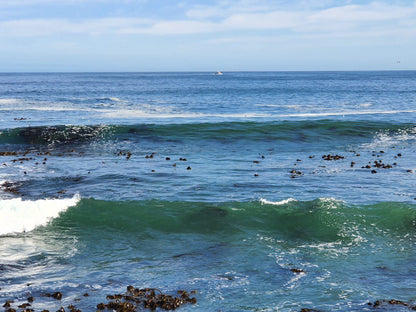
[0,98,19,104]
[277,109,416,118]
[318,197,344,203]
[97,97,123,102]
[0,106,81,112]
[365,127,416,149]
[101,108,416,120]
[108,97,122,102]
[0,194,80,235]
[260,198,297,205]
[102,109,271,119]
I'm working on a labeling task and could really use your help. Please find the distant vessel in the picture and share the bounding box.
[215,71,223,75]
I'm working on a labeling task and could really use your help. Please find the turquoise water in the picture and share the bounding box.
[1,71,416,311]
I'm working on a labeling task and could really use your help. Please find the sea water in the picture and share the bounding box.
[1,71,416,311]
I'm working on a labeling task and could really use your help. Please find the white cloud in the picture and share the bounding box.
[0,0,111,6]
[310,3,415,23]
[185,1,274,19]
[186,6,225,19]
[121,20,220,35]
[0,1,415,39]
[223,11,305,30]
[0,18,154,37]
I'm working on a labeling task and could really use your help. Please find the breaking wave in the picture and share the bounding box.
[0,194,80,235]
[31,197,416,245]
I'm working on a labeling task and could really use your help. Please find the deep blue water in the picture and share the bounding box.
[1,71,416,311]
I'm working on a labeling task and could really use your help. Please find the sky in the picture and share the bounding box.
[0,0,415,71]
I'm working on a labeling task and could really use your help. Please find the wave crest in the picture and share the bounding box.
[260,198,297,205]
[0,194,80,235]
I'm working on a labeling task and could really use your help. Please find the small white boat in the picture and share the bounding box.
[215,71,223,75]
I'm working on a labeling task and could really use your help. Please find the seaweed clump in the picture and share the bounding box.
[2,287,196,312]
[96,286,197,311]
[367,299,416,309]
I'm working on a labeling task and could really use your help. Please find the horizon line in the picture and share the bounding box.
[0,69,415,74]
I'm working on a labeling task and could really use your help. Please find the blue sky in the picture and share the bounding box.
[0,0,415,71]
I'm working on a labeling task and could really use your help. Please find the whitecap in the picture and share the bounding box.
[363,127,416,149]
[0,194,80,235]
[0,98,18,105]
[260,198,297,205]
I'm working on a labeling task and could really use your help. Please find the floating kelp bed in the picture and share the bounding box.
[1,287,197,312]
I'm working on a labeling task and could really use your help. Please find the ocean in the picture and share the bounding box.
[0,71,416,311]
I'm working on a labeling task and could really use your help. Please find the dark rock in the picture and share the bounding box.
[52,292,63,300]
[96,303,106,310]
[1,181,22,195]
[322,154,344,161]
[0,151,18,156]
[3,300,13,308]
[367,299,415,309]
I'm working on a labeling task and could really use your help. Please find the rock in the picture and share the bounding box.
[0,151,18,156]
[3,300,13,308]
[52,292,63,300]
[322,154,344,161]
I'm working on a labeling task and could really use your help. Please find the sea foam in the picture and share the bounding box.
[260,198,297,205]
[0,194,80,235]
